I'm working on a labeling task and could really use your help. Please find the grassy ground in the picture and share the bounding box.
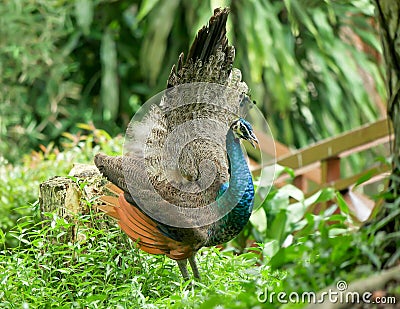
[0,212,284,308]
[0,130,399,308]
[0,132,278,308]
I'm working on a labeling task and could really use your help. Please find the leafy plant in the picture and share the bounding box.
[0,1,80,161]
[0,210,282,308]
[0,0,385,166]
[245,169,399,294]
[0,125,122,248]
[1,127,399,307]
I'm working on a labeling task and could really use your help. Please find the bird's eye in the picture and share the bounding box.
[239,124,248,136]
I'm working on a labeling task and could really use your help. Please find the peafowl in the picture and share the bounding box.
[94,8,258,280]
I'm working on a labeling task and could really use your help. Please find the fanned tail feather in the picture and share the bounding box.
[187,7,229,63]
[167,7,234,87]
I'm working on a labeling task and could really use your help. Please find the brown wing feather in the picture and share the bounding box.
[97,183,193,260]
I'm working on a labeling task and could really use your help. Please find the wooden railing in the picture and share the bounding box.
[251,118,393,220]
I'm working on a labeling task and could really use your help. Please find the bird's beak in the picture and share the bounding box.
[248,135,259,148]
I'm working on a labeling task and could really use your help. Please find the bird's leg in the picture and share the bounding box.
[188,255,200,280]
[176,259,190,280]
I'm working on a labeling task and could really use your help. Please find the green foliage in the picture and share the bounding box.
[0,167,398,307]
[0,126,122,247]
[231,0,384,147]
[0,0,395,300]
[0,134,399,307]
[245,168,399,293]
[0,1,80,161]
[0,211,282,308]
[0,0,148,163]
[0,0,385,164]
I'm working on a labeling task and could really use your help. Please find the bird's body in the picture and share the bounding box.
[94,8,257,280]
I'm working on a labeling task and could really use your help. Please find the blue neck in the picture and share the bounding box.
[225,129,254,215]
[206,129,255,245]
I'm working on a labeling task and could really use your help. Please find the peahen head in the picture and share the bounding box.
[230,118,258,148]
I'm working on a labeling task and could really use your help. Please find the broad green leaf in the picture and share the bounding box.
[267,209,288,244]
[101,29,118,121]
[279,184,304,202]
[336,191,350,215]
[250,207,267,233]
[262,239,280,258]
[354,170,374,187]
[74,0,93,35]
[140,0,180,85]
[136,0,163,22]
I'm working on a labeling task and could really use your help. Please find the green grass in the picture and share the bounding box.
[0,127,122,248]
[0,129,399,308]
[0,212,282,308]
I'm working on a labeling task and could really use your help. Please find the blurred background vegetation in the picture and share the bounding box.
[2,2,399,305]
[0,0,385,164]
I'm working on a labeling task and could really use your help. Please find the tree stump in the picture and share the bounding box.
[39,163,113,242]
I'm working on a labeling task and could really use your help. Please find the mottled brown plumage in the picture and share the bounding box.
[94,8,254,280]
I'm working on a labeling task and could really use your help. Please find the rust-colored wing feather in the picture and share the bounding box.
[98,183,194,260]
